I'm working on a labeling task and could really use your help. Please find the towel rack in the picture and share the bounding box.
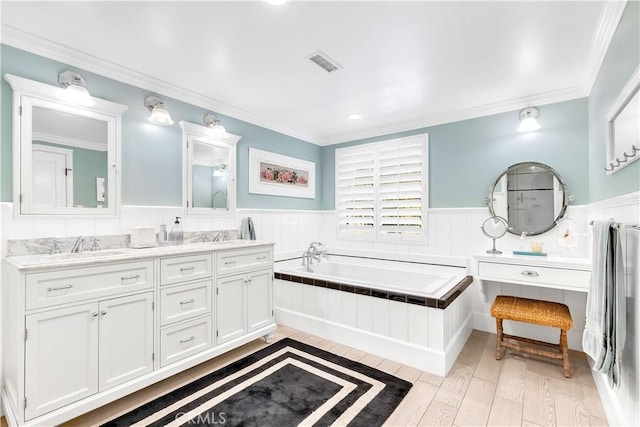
[589,220,640,230]
[604,145,640,172]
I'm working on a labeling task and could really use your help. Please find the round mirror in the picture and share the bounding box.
[481,216,508,254]
[487,162,568,236]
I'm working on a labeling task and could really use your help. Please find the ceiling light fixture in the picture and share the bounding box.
[204,113,228,138]
[347,113,362,120]
[213,164,227,177]
[517,107,541,132]
[265,0,288,5]
[145,96,174,126]
[58,71,95,106]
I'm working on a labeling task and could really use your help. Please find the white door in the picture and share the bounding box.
[216,274,246,345]
[25,303,99,420]
[31,144,73,208]
[247,270,273,332]
[99,293,154,391]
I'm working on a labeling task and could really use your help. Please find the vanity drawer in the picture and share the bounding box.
[478,261,590,291]
[160,280,212,326]
[215,247,272,276]
[26,260,154,310]
[160,254,212,286]
[160,316,212,367]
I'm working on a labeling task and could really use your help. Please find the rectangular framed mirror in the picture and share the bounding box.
[180,121,240,216]
[5,74,127,216]
[605,65,640,174]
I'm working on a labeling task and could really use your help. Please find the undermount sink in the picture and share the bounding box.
[50,250,128,259]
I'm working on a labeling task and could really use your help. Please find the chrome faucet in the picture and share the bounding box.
[212,230,231,242]
[71,236,86,254]
[49,240,63,255]
[301,241,327,271]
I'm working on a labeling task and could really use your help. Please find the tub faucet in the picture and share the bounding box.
[301,242,327,270]
[71,236,85,254]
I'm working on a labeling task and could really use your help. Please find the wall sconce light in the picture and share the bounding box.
[145,96,174,126]
[58,71,95,106]
[204,113,228,138]
[212,164,227,177]
[517,107,541,132]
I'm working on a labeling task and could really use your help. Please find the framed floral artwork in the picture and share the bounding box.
[248,148,316,199]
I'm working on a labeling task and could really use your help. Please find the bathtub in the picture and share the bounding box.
[281,261,464,299]
[273,254,474,376]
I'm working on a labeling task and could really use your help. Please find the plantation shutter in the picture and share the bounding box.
[335,134,428,239]
[378,139,425,236]
[336,148,376,235]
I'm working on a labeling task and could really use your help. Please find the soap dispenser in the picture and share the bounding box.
[169,217,183,245]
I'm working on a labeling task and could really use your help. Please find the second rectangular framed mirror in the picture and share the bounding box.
[180,120,240,216]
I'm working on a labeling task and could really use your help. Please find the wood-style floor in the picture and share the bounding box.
[60,326,607,427]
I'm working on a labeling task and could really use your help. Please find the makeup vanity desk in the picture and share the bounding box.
[474,253,592,294]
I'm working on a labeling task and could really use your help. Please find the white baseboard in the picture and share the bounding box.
[276,307,472,377]
[588,359,625,426]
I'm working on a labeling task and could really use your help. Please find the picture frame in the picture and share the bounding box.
[605,65,640,174]
[248,148,316,199]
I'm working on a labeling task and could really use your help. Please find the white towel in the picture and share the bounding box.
[239,217,256,240]
[582,220,626,387]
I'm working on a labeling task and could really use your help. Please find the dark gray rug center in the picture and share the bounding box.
[101,338,412,427]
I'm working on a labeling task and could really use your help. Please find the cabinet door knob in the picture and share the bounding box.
[92,312,99,317]
[101,310,107,316]
[521,270,539,277]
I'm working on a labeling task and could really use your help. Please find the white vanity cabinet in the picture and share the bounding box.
[215,248,274,345]
[6,261,155,422]
[3,242,276,427]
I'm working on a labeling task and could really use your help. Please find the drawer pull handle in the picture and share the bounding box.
[47,284,73,292]
[256,256,267,261]
[180,299,195,305]
[180,336,195,344]
[224,261,236,266]
[521,270,539,277]
[180,267,195,273]
[121,274,140,282]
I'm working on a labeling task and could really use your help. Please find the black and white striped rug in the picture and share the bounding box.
[102,338,412,427]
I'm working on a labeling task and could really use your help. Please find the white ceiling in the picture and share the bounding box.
[1,1,622,145]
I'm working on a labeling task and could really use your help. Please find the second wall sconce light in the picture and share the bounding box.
[145,96,174,126]
[517,107,541,133]
[58,71,95,106]
[204,113,228,138]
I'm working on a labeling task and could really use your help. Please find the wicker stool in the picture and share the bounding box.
[490,295,573,378]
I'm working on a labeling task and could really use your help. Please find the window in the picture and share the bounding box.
[335,134,428,240]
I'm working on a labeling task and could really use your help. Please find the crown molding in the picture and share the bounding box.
[0,25,318,144]
[32,132,107,152]
[314,85,586,146]
[581,0,628,95]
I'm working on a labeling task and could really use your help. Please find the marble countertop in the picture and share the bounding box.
[473,253,592,270]
[5,240,274,271]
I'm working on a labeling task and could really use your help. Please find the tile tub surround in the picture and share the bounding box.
[274,254,474,377]
[6,229,240,256]
[273,272,473,310]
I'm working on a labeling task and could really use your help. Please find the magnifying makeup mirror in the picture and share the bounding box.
[481,216,508,254]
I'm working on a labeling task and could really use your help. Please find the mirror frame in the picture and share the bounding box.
[180,121,241,216]
[487,161,569,236]
[5,73,127,217]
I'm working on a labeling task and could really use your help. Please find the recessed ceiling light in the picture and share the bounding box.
[347,113,362,120]
[266,0,288,5]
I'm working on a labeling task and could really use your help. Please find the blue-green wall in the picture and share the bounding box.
[588,1,640,203]
[0,44,323,209]
[322,98,589,209]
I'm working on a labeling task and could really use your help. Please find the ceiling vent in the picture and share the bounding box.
[308,51,341,73]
